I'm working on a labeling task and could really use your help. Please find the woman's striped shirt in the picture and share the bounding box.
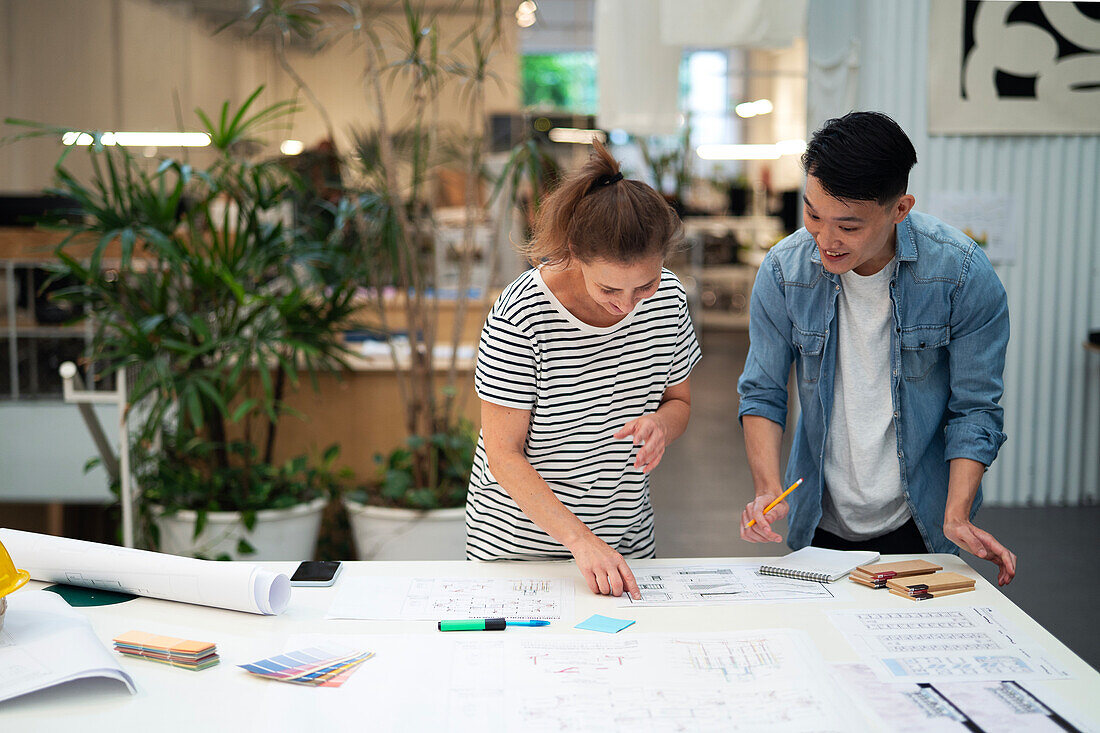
[465,266,702,560]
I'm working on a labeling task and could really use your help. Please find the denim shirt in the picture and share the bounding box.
[737,211,1009,554]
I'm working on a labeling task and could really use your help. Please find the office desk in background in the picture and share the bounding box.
[2,554,1097,732]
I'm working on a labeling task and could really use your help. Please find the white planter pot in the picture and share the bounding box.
[151,497,328,561]
[344,499,466,560]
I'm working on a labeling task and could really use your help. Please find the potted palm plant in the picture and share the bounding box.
[231,0,556,560]
[18,88,361,560]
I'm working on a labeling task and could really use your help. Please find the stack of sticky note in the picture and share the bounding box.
[885,571,975,601]
[113,631,219,671]
[849,559,943,589]
[239,646,374,687]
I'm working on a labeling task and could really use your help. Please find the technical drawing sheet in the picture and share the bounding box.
[828,607,1071,683]
[498,630,858,732]
[325,576,573,620]
[832,663,1090,733]
[0,591,136,703]
[0,528,289,615]
[264,630,866,733]
[618,563,836,607]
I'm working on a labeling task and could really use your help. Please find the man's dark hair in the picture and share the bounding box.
[802,111,917,205]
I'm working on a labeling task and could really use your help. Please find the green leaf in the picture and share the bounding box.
[193,510,208,540]
[194,378,229,417]
[230,398,258,423]
[236,538,256,556]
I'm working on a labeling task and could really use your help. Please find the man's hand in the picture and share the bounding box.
[740,494,787,543]
[944,519,1017,585]
[568,534,642,600]
[614,414,669,473]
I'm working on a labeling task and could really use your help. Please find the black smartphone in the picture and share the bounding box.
[289,560,342,587]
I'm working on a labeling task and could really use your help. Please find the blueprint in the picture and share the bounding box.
[325,576,573,620]
[618,563,836,607]
[827,607,1071,683]
[833,663,1088,733]
[500,631,855,732]
[0,528,289,615]
[271,630,864,732]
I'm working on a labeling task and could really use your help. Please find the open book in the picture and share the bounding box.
[759,547,880,583]
[0,590,135,703]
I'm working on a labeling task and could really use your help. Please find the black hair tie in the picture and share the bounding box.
[590,171,624,193]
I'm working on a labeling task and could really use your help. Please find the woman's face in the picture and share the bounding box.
[576,255,664,316]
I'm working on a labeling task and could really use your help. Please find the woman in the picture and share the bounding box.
[466,141,701,599]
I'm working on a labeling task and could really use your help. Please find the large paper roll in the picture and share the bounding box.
[0,529,291,615]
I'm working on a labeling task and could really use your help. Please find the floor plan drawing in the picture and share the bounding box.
[325,576,574,620]
[619,564,836,607]
[828,607,1071,682]
[833,663,1087,732]
[274,630,869,731]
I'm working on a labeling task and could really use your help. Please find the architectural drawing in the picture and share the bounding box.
[620,564,835,607]
[834,663,1086,733]
[325,576,573,620]
[277,630,865,732]
[499,630,856,731]
[828,607,1070,683]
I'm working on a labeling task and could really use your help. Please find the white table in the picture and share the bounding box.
[2,554,1098,731]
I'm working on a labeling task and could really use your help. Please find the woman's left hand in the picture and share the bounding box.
[614,414,669,473]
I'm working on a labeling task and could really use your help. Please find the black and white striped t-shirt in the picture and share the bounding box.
[465,267,702,560]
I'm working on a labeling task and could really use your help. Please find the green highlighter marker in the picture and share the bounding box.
[438,618,550,631]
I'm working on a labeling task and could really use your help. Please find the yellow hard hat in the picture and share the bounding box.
[0,538,30,598]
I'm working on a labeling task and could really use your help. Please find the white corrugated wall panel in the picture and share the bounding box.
[811,0,1100,505]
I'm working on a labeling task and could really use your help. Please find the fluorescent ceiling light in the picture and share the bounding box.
[697,144,780,160]
[695,139,806,160]
[775,138,807,155]
[62,131,211,147]
[734,99,774,119]
[548,128,607,144]
[280,139,304,156]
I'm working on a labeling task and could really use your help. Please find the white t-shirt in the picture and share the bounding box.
[818,258,911,540]
[466,267,702,560]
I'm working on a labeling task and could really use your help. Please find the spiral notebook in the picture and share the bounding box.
[758,547,880,583]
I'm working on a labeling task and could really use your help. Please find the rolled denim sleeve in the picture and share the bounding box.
[944,246,1009,465]
[738,254,796,430]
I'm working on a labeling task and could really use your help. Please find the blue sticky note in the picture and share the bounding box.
[575,614,636,634]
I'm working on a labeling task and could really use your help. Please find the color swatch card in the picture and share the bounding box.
[113,630,219,671]
[240,644,374,687]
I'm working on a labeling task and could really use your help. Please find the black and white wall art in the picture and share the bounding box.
[929,1,1100,134]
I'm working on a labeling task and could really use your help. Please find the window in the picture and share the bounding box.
[521,52,598,114]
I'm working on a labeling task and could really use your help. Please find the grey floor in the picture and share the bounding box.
[649,329,1100,671]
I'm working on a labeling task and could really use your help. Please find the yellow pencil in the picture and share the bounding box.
[746,478,804,528]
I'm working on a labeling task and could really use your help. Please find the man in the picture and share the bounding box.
[736,111,1016,585]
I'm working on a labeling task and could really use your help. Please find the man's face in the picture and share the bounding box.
[802,175,914,276]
